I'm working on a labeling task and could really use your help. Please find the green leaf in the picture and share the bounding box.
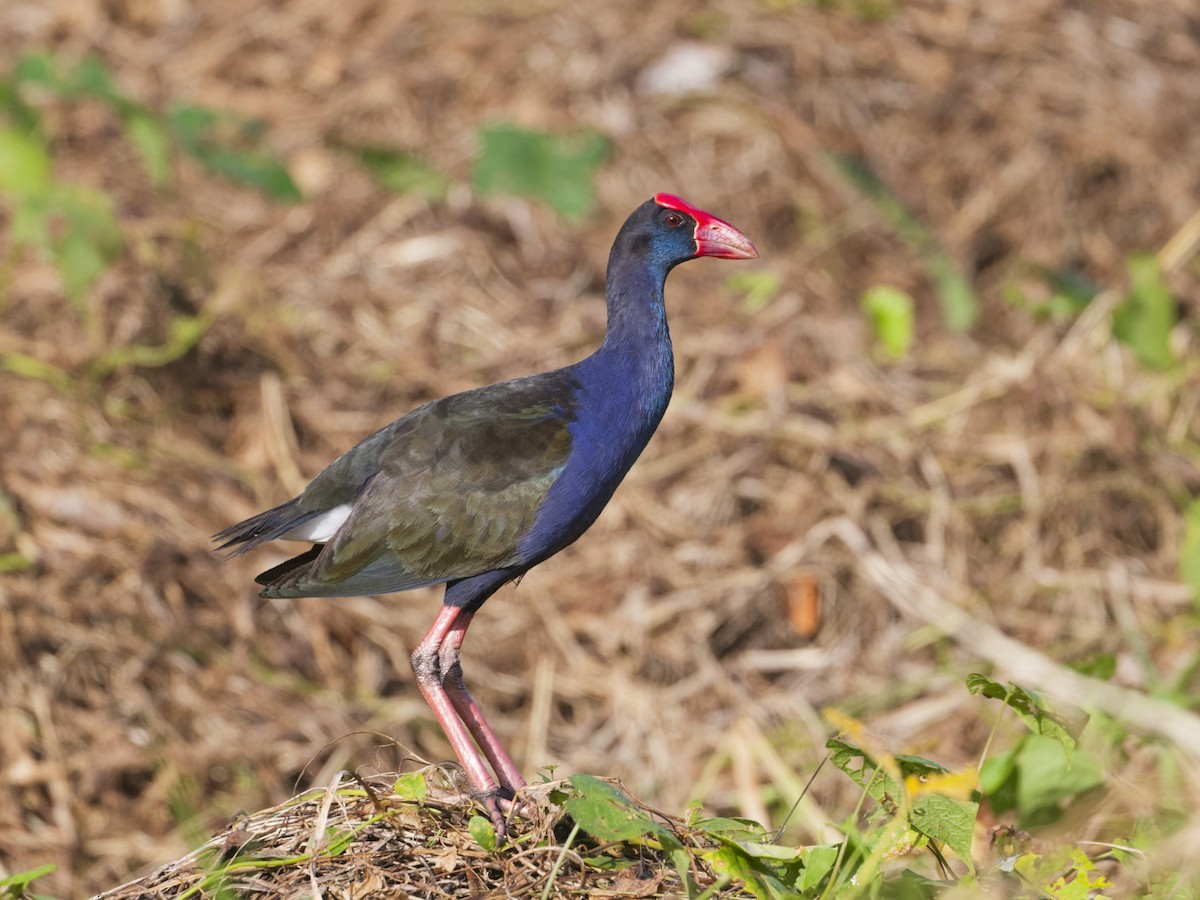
[12,53,58,88]
[352,145,450,198]
[0,863,56,888]
[0,552,33,573]
[728,840,805,863]
[55,229,108,301]
[828,738,952,807]
[14,54,129,109]
[392,770,427,802]
[1015,735,1104,826]
[965,674,1077,753]
[189,145,301,201]
[1113,253,1176,369]
[467,814,497,851]
[7,54,168,189]
[982,735,1104,828]
[977,750,1017,801]
[691,816,769,843]
[473,124,609,219]
[0,128,51,197]
[831,153,978,331]
[563,775,696,890]
[884,869,950,899]
[925,255,977,332]
[0,351,72,391]
[4,182,125,303]
[123,111,173,188]
[909,793,977,866]
[0,75,42,135]
[11,197,52,250]
[64,57,126,108]
[828,737,977,867]
[705,843,803,900]
[797,844,840,892]
[168,103,221,146]
[892,753,954,777]
[827,737,899,804]
[861,285,915,358]
[168,104,301,202]
[563,775,667,843]
[1067,652,1117,681]
[1180,497,1200,606]
[44,184,125,303]
[1041,265,1100,310]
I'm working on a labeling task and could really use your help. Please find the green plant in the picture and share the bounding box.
[347,144,452,199]
[0,53,299,303]
[831,153,978,332]
[782,673,1178,898]
[1004,265,1100,322]
[1182,498,1200,608]
[0,108,123,319]
[0,51,298,378]
[1113,253,1176,369]
[167,104,301,202]
[473,124,609,219]
[5,53,300,202]
[968,675,1104,830]
[0,864,58,900]
[560,775,697,895]
[861,284,915,359]
[541,671,1150,898]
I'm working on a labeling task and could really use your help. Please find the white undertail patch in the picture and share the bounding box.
[281,503,353,542]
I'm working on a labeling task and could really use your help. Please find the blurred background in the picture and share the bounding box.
[2,0,1199,895]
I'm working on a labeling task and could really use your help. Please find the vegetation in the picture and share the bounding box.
[1,671,1166,898]
[2,2,1199,897]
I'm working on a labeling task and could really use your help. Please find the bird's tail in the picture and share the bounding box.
[212,498,317,556]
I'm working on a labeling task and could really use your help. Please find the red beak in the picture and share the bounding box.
[655,192,759,260]
[694,217,759,260]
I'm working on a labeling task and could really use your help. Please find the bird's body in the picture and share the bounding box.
[216,194,757,836]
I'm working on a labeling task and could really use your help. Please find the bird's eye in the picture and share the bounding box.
[664,212,683,227]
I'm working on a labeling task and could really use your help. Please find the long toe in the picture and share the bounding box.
[478,789,512,842]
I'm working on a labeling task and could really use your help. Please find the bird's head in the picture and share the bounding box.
[613,194,759,274]
[654,193,759,261]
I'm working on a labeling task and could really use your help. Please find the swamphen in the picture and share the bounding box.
[215,194,758,836]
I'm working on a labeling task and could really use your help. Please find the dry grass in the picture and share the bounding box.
[2,0,1200,896]
[92,768,721,900]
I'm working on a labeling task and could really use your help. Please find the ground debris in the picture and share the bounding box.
[90,769,736,900]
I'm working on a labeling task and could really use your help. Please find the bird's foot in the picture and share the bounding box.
[475,781,533,844]
[478,788,516,842]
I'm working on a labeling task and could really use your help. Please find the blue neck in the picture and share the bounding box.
[588,257,675,431]
[564,260,676,494]
[513,255,676,565]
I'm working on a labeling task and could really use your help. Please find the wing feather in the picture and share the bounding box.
[254,372,578,598]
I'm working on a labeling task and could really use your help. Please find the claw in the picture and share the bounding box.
[480,790,509,841]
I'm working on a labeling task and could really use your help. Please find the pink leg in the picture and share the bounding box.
[410,605,525,837]
[437,612,527,793]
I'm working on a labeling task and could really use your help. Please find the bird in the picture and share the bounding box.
[214,193,758,837]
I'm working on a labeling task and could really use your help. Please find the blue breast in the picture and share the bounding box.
[516,333,674,566]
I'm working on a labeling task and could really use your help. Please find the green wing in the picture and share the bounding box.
[259,374,577,598]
